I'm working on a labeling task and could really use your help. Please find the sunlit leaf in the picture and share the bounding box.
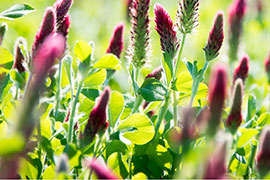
[93,53,121,70]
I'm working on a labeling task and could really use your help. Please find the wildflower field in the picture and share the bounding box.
[1,0,270,179]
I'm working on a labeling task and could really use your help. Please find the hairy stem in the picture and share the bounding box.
[189,61,209,107]
[55,60,62,116]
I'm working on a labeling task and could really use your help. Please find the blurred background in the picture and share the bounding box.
[1,0,270,103]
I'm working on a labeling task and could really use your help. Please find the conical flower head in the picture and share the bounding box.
[176,0,200,34]
[154,3,178,58]
[32,8,56,58]
[207,64,227,136]
[82,87,110,142]
[53,0,73,25]
[257,126,270,177]
[86,159,119,179]
[127,0,151,68]
[264,53,270,84]
[33,34,65,77]
[228,0,247,61]
[203,11,224,61]
[145,66,163,80]
[106,23,125,58]
[203,142,227,179]
[0,23,7,46]
[233,55,249,84]
[57,15,71,39]
[226,79,243,134]
[12,37,26,73]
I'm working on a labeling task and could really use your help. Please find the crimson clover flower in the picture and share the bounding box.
[207,64,227,136]
[176,0,200,34]
[203,11,224,61]
[226,79,244,134]
[154,3,178,58]
[257,126,270,177]
[107,23,125,58]
[12,38,26,73]
[127,0,151,68]
[233,55,249,85]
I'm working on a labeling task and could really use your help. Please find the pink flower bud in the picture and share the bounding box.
[32,8,56,58]
[264,53,270,84]
[257,126,270,177]
[203,11,224,61]
[12,38,26,73]
[33,34,65,78]
[207,64,227,136]
[203,142,227,179]
[53,0,73,24]
[226,79,244,134]
[233,55,249,84]
[106,23,125,58]
[86,159,119,179]
[154,3,178,58]
[145,66,163,80]
[56,15,71,39]
[228,0,247,61]
[82,87,110,142]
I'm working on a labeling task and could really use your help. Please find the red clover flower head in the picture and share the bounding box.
[86,159,119,179]
[176,0,200,34]
[226,79,244,134]
[228,0,247,61]
[53,0,73,24]
[207,64,227,136]
[154,3,178,58]
[233,55,249,84]
[203,11,224,61]
[12,37,26,73]
[145,66,163,80]
[32,8,56,58]
[82,87,110,143]
[203,142,227,179]
[127,0,151,68]
[106,23,125,58]
[257,126,270,177]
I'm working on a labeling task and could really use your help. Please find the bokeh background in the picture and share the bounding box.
[1,0,270,104]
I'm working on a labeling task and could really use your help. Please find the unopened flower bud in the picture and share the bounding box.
[228,0,247,61]
[226,79,243,134]
[53,0,73,25]
[86,159,119,179]
[32,8,56,58]
[154,3,178,58]
[81,87,110,143]
[145,66,163,80]
[207,64,227,136]
[233,55,249,85]
[257,126,270,177]
[203,11,224,61]
[203,142,227,179]
[264,53,270,84]
[107,23,125,58]
[12,37,26,73]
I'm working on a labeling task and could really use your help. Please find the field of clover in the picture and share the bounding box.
[1,0,270,179]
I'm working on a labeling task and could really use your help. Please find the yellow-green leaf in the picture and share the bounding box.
[93,53,121,70]
[0,47,13,70]
[84,69,106,89]
[74,40,92,62]
[117,113,155,145]
[109,91,124,127]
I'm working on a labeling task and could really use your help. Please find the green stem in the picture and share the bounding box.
[189,61,209,107]
[174,34,187,79]
[131,95,143,113]
[89,135,103,179]
[67,79,84,143]
[128,145,132,179]
[172,34,187,125]
[55,60,62,116]
[152,92,170,142]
